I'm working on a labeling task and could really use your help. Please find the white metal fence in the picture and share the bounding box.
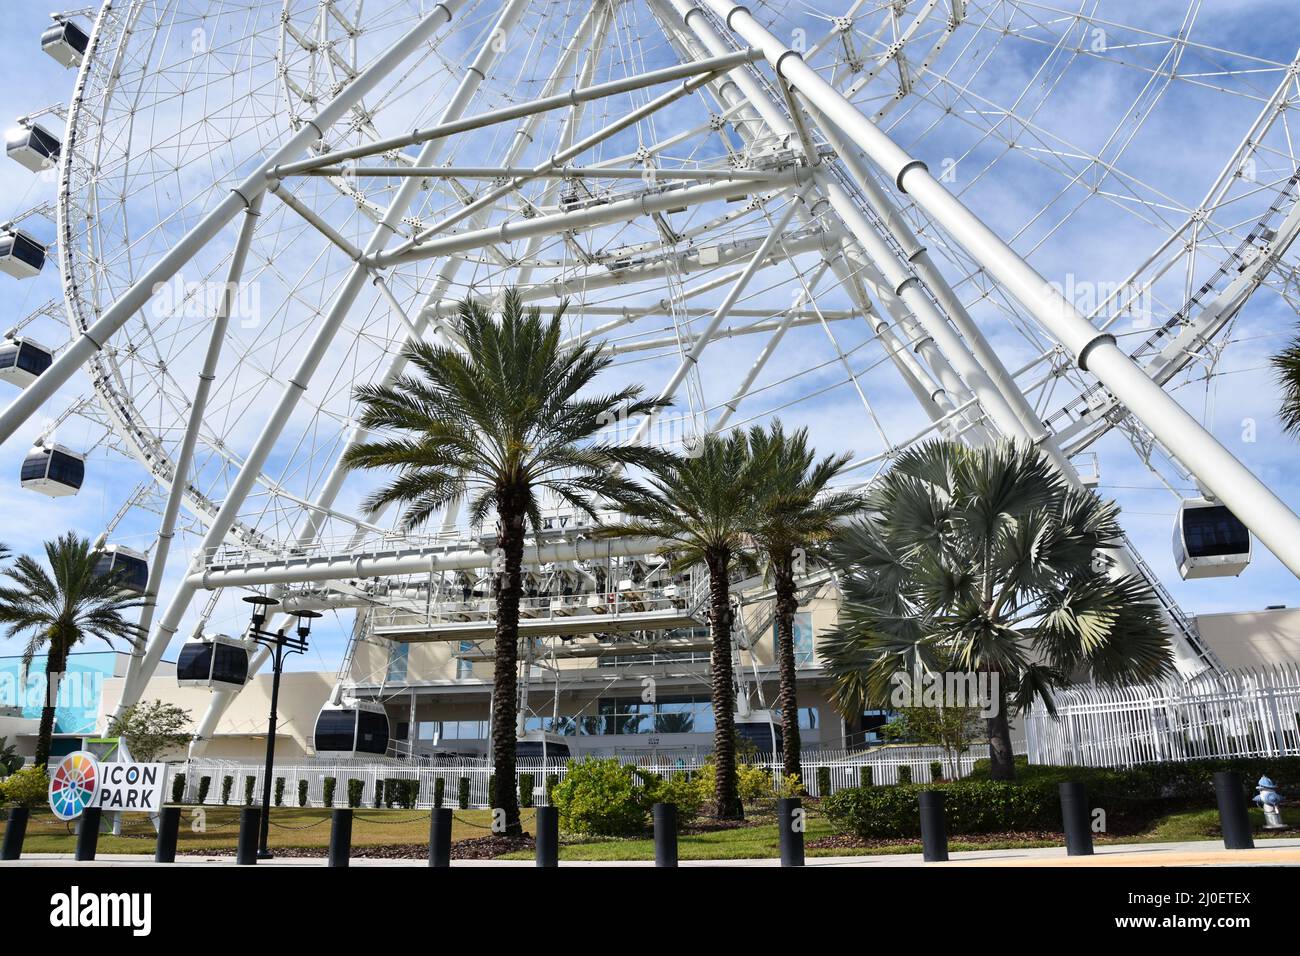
[173,744,1008,810]
[1024,664,1300,768]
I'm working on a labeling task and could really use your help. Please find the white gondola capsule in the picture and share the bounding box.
[735,710,782,754]
[40,19,89,68]
[0,228,46,279]
[93,544,149,594]
[1173,497,1252,579]
[176,635,250,690]
[313,700,391,757]
[0,337,53,386]
[6,122,60,172]
[20,443,84,496]
[515,730,570,759]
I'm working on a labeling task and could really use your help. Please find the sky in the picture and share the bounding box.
[0,0,1297,686]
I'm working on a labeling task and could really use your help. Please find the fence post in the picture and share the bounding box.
[236,807,261,864]
[919,791,948,862]
[1213,771,1254,850]
[74,807,102,862]
[428,807,452,867]
[653,802,677,867]
[1,806,29,860]
[777,796,804,867]
[1058,782,1093,856]
[155,807,182,863]
[535,806,559,867]
[328,808,353,868]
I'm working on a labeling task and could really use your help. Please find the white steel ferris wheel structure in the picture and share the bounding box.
[5,0,1300,750]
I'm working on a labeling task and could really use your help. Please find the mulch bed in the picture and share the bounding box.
[179,834,538,861]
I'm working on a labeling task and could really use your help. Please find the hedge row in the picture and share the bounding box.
[824,756,1300,840]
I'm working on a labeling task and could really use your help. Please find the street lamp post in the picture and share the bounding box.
[241,595,320,860]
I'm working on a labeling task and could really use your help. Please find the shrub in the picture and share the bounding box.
[198,776,211,805]
[824,780,1060,839]
[297,780,308,808]
[274,777,286,807]
[816,766,832,797]
[458,777,470,810]
[897,765,912,785]
[2,767,49,808]
[171,772,187,804]
[519,773,535,808]
[323,776,336,807]
[221,775,233,805]
[930,761,943,782]
[373,779,384,808]
[383,779,396,809]
[434,777,445,809]
[651,772,707,824]
[487,774,496,808]
[244,775,256,806]
[545,774,559,805]
[347,779,364,808]
[552,758,654,836]
[691,762,777,804]
[860,766,873,787]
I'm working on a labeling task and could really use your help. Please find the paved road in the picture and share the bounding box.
[4,837,1299,867]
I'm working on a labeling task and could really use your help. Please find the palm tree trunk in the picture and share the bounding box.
[772,555,802,783]
[33,636,69,769]
[986,682,1015,781]
[489,489,525,837]
[707,554,742,820]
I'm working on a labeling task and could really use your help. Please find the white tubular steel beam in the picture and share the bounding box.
[0,2,463,446]
[190,537,665,590]
[307,165,778,182]
[706,0,1300,577]
[117,195,265,714]
[631,190,806,445]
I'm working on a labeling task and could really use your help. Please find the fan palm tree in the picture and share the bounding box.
[0,533,144,768]
[343,289,668,836]
[821,439,1173,780]
[1273,332,1300,438]
[746,421,862,783]
[600,431,768,819]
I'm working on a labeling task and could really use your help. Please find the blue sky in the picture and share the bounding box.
[0,0,1297,683]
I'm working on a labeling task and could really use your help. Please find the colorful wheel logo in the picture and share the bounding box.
[49,751,99,821]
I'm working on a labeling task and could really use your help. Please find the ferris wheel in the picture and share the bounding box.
[4,0,1300,746]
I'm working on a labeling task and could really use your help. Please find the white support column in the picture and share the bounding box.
[0,2,465,445]
[706,0,1300,577]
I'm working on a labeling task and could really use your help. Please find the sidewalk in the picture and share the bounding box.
[5,837,1299,867]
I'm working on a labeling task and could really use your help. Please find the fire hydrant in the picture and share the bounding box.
[1252,776,1286,830]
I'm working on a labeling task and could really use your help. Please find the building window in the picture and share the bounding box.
[456,640,473,679]
[772,611,814,665]
[386,642,409,682]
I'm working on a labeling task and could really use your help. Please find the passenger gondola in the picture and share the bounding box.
[0,228,46,278]
[313,699,390,757]
[0,336,53,386]
[176,634,250,690]
[1173,497,1252,579]
[41,18,89,68]
[20,443,84,496]
[6,122,61,172]
[93,544,149,594]
[735,710,782,754]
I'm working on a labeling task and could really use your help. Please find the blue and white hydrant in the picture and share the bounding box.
[1252,776,1286,830]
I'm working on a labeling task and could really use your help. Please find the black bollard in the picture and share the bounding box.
[777,796,805,867]
[2,806,29,861]
[154,807,182,863]
[428,807,452,868]
[919,790,948,862]
[328,808,353,868]
[1059,781,1094,856]
[236,807,261,865]
[653,802,678,867]
[535,806,559,868]
[75,807,102,862]
[1214,771,1254,850]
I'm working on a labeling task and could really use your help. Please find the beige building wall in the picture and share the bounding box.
[1193,607,1300,669]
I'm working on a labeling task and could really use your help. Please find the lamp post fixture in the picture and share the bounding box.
[241,594,320,860]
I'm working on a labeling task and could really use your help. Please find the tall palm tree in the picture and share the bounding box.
[601,431,767,819]
[343,289,667,836]
[747,422,861,783]
[821,439,1173,780]
[1272,332,1300,436]
[0,533,143,768]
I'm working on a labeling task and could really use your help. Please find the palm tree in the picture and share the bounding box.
[821,439,1173,780]
[343,289,667,836]
[601,431,767,819]
[1272,331,1300,436]
[746,421,861,783]
[0,533,143,768]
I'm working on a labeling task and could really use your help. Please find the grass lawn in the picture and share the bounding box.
[6,804,1293,861]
